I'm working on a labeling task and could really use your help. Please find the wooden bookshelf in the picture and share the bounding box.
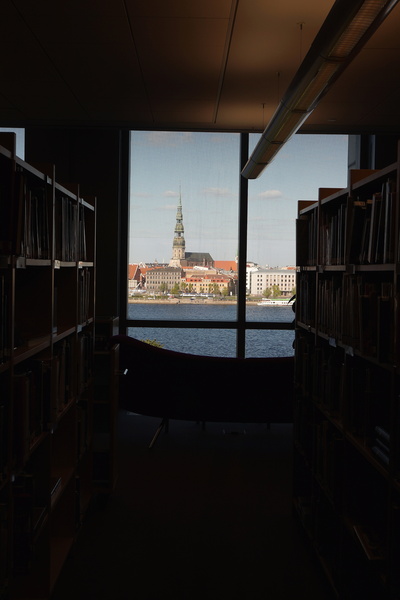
[0,133,96,599]
[294,142,400,598]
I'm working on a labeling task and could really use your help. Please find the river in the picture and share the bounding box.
[127,302,295,358]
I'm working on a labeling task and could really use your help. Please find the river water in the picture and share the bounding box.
[127,302,295,358]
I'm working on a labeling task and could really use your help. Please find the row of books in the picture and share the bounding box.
[314,420,344,505]
[56,197,90,263]
[0,274,9,364]
[301,178,397,266]
[76,331,94,394]
[1,171,90,262]
[78,268,91,324]
[317,274,395,362]
[12,338,77,468]
[296,271,316,328]
[0,502,8,588]
[0,156,14,255]
[0,394,8,484]
[13,173,50,260]
[371,426,390,467]
[295,332,393,450]
[56,195,78,262]
[12,473,48,574]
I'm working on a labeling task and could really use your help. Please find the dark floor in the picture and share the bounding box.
[51,412,333,600]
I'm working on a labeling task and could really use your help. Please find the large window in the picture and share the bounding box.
[125,131,348,358]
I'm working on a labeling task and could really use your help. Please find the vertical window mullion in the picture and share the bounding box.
[237,133,249,358]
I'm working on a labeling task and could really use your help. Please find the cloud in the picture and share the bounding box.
[258,189,283,199]
[164,190,180,197]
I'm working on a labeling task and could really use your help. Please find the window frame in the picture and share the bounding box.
[119,132,293,359]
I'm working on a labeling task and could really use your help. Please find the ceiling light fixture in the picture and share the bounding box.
[241,0,399,179]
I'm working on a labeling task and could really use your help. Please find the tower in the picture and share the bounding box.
[170,193,185,266]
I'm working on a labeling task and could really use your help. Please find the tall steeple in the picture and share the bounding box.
[170,192,185,266]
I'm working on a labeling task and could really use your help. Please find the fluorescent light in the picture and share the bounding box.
[242,0,399,180]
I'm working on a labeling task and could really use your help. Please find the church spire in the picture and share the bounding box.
[169,192,185,266]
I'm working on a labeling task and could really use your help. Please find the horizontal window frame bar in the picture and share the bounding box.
[126,319,294,331]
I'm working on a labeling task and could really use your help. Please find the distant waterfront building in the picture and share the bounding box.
[182,273,235,295]
[146,266,184,293]
[169,195,214,268]
[249,267,297,297]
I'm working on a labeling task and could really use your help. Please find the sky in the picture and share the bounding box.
[129,131,349,267]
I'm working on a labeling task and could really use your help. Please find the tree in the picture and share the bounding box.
[272,284,281,298]
[141,338,163,348]
[171,283,180,294]
[263,287,272,298]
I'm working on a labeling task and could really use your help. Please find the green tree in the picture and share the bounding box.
[272,284,281,298]
[263,287,272,298]
[171,283,180,294]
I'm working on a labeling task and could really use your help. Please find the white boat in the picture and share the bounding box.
[257,298,294,306]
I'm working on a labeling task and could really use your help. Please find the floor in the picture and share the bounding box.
[51,412,334,600]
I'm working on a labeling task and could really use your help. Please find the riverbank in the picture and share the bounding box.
[128,297,260,305]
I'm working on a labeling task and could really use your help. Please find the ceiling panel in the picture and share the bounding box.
[0,0,399,134]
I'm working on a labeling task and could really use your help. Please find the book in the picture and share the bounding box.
[367,192,382,264]
[344,195,365,264]
[382,178,396,263]
[12,371,32,467]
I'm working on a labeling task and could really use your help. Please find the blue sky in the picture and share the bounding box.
[129,131,349,267]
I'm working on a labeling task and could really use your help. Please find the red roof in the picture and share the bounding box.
[214,260,237,272]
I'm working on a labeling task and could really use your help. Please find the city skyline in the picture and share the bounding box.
[129,131,349,267]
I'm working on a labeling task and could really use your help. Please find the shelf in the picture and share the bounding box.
[0,137,97,599]
[294,144,400,599]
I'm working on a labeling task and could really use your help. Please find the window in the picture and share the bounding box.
[124,131,348,358]
[0,128,25,159]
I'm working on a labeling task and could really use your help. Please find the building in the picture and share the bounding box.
[182,273,235,295]
[249,268,297,297]
[169,196,214,269]
[145,266,184,293]
[214,260,238,273]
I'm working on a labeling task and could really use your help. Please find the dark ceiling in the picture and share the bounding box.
[1,0,400,135]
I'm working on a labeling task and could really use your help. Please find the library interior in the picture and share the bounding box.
[2,1,400,598]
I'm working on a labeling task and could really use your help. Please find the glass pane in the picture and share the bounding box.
[127,301,237,323]
[246,133,348,304]
[127,326,237,358]
[0,128,25,159]
[129,131,240,321]
[246,330,295,358]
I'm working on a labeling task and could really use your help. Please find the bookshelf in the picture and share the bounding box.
[294,143,400,598]
[0,133,96,599]
[93,316,119,496]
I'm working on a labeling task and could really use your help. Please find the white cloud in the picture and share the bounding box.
[258,189,283,199]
